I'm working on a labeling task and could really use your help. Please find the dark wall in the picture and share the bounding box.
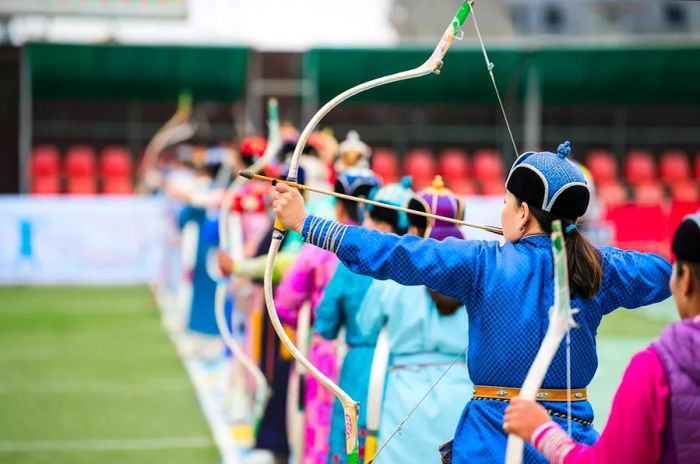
[0,46,20,193]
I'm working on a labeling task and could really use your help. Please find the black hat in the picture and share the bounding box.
[505,141,590,220]
[673,214,700,263]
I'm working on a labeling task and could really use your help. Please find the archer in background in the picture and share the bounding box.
[313,168,382,464]
[355,176,473,464]
[503,213,700,464]
[270,141,672,463]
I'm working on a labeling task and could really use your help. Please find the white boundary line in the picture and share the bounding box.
[156,291,241,464]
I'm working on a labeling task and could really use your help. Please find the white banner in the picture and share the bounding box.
[462,196,505,242]
[0,196,172,285]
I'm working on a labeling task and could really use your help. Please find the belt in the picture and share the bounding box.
[472,385,587,402]
[389,352,464,370]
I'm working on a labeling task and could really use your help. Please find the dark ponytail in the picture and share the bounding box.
[427,289,463,316]
[525,202,603,299]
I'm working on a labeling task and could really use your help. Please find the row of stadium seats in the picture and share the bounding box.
[371,147,700,203]
[586,149,700,204]
[31,145,134,195]
[372,148,506,195]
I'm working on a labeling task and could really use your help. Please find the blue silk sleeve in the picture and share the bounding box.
[302,216,491,303]
[597,248,672,314]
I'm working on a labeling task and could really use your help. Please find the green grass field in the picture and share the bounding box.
[0,286,220,464]
[0,286,677,463]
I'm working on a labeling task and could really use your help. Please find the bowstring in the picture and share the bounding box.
[470,8,519,159]
[368,345,468,464]
[371,8,525,462]
[566,326,572,436]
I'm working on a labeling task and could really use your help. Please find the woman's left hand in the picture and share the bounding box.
[502,397,552,441]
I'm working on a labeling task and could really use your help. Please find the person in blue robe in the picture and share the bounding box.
[356,177,473,464]
[269,141,672,463]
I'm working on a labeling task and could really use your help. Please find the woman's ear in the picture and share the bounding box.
[680,263,693,299]
[520,201,531,225]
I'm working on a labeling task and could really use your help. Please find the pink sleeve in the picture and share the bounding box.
[533,346,669,464]
[274,246,314,327]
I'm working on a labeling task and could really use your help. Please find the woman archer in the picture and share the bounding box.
[269,141,672,463]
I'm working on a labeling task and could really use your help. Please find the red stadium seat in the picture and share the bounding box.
[597,182,627,205]
[670,181,699,202]
[412,176,434,191]
[101,146,133,177]
[101,146,133,195]
[473,149,504,182]
[438,149,470,182]
[585,150,618,185]
[65,145,97,177]
[447,179,478,196]
[31,145,60,177]
[371,148,400,184]
[66,145,97,195]
[405,149,437,181]
[624,150,656,185]
[31,176,61,195]
[633,183,666,204]
[31,145,61,194]
[67,177,97,195]
[660,150,690,183]
[695,153,700,179]
[103,178,133,195]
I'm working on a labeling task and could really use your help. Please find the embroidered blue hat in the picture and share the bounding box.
[335,168,382,222]
[366,176,415,233]
[335,167,381,198]
[673,213,700,263]
[505,141,590,220]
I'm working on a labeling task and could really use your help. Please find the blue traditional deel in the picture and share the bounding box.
[505,141,590,220]
[366,176,415,233]
[411,175,465,241]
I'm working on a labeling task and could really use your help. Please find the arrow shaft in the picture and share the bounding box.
[242,172,503,236]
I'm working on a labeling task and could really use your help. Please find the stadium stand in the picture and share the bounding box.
[371,148,400,184]
[65,145,97,195]
[405,148,437,190]
[101,145,134,194]
[30,144,61,195]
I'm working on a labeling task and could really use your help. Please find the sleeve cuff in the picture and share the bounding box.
[531,421,559,447]
[302,216,349,253]
[531,421,576,464]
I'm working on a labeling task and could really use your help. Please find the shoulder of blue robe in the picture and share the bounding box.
[302,216,499,303]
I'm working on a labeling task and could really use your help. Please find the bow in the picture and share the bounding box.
[137,90,196,193]
[504,221,578,464]
[214,98,281,432]
[263,2,477,462]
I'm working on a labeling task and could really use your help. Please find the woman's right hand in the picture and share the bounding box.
[270,182,308,234]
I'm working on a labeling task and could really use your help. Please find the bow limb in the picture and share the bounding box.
[505,221,577,464]
[138,90,195,193]
[264,3,475,462]
[286,0,474,174]
[214,98,281,431]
